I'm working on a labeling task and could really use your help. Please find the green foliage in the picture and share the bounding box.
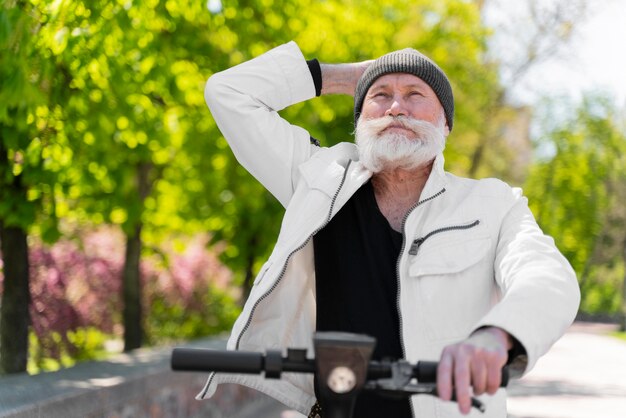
[145,285,240,344]
[142,233,242,344]
[579,262,624,314]
[41,0,212,233]
[524,95,626,314]
[583,288,620,316]
[0,1,64,238]
[28,327,112,374]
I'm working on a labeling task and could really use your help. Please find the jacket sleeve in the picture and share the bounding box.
[205,42,319,207]
[475,187,580,375]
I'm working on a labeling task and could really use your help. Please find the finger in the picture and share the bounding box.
[437,348,454,401]
[471,357,488,395]
[454,349,472,415]
[485,356,504,394]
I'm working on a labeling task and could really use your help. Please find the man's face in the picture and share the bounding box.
[360,73,449,136]
[355,73,449,173]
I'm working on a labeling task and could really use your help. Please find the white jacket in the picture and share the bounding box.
[198,42,580,418]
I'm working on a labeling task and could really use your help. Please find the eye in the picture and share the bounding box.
[372,92,389,98]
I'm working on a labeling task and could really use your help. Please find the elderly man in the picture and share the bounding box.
[198,42,580,417]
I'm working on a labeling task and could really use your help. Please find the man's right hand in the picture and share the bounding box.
[436,327,511,415]
[320,60,373,96]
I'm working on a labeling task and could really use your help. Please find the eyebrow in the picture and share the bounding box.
[370,83,426,90]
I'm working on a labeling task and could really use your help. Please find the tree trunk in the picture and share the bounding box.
[468,140,486,179]
[241,252,255,307]
[619,240,626,332]
[122,163,152,352]
[122,223,143,352]
[0,222,30,374]
[239,235,258,307]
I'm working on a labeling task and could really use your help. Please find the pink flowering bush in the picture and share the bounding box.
[142,234,240,344]
[1,227,240,372]
[27,229,123,368]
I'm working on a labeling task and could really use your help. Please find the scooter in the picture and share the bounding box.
[171,331,509,418]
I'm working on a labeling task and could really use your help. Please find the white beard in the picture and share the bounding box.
[355,115,447,173]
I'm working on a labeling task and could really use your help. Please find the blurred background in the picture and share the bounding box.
[1,0,625,379]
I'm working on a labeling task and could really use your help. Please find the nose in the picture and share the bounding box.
[384,95,407,117]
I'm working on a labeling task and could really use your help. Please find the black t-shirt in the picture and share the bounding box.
[313,180,412,417]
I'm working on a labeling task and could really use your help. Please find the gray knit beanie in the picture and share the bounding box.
[354,48,454,131]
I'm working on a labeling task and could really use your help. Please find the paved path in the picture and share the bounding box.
[507,322,626,418]
[240,323,626,418]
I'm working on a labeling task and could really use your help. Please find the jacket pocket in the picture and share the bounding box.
[408,220,491,277]
[407,222,495,342]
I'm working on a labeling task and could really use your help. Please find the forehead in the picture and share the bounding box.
[368,73,431,91]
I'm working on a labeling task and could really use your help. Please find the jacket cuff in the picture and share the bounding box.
[307,59,322,96]
[265,41,317,109]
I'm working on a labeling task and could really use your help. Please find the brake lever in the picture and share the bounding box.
[363,360,485,413]
[434,388,486,413]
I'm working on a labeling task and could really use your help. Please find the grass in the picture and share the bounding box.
[611,331,626,342]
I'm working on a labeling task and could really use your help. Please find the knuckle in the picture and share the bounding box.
[486,383,500,394]
[458,344,475,356]
[485,349,505,363]
[473,378,486,390]
[442,344,459,357]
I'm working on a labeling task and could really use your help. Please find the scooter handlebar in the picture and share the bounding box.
[171,348,508,386]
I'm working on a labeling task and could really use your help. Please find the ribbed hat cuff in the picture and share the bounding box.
[353,49,454,131]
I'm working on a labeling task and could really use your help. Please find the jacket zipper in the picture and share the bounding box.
[395,187,446,417]
[200,160,354,398]
[408,220,481,255]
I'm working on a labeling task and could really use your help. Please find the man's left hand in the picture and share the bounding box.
[436,327,512,415]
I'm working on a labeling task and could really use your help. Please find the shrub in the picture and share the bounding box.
[142,234,240,344]
[1,227,240,373]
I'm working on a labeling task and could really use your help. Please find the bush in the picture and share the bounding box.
[28,228,123,368]
[141,234,240,344]
[580,261,625,314]
[28,327,111,374]
[1,226,240,373]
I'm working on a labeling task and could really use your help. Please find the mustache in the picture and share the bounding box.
[359,116,437,136]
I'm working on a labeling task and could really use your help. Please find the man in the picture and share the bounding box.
[198,42,580,417]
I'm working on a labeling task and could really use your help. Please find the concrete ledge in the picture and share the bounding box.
[0,338,283,418]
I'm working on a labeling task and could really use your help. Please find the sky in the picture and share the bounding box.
[571,0,626,104]
[486,0,626,108]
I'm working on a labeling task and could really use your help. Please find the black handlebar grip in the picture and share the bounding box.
[414,361,510,387]
[413,361,438,382]
[500,366,509,387]
[171,348,264,374]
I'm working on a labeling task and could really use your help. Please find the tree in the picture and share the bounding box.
[524,95,626,326]
[0,1,70,374]
[43,0,218,351]
[468,0,591,184]
[0,0,219,361]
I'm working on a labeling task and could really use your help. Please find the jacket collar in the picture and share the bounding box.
[301,145,448,216]
[350,152,448,196]
[420,153,448,199]
[334,152,447,218]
